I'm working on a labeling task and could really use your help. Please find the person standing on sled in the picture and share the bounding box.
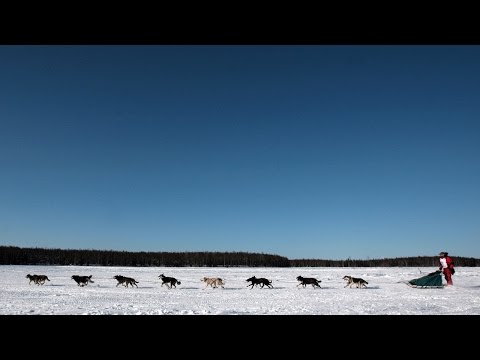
[438,251,455,286]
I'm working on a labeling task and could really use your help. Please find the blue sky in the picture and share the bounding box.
[0,45,479,260]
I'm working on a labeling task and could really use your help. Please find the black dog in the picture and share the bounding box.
[159,274,181,289]
[246,276,273,289]
[71,275,94,287]
[296,276,322,288]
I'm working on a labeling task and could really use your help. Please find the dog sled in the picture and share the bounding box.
[405,270,444,289]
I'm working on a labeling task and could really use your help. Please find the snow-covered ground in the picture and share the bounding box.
[1,265,479,315]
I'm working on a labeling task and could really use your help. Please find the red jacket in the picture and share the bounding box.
[439,256,454,271]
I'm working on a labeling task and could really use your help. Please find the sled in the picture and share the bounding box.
[405,270,445,289]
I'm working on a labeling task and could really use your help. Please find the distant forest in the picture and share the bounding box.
[1,246,479,267]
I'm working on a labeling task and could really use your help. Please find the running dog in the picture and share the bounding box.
[26,274,37,285]
[71,275,94,287]
[343,275,368,288]
[113,275,139,288]
[26,274,50,285]
[159,274,181,289]
[246,276,273,289]
[296,276,321,288]
[126,278,139,288]
[201,277,225,289]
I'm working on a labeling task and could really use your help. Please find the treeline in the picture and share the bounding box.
[0,246,290,267]
[289,256,480,267]
[1,246,479,267]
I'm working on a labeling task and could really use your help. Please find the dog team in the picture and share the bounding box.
[25,273,368,289]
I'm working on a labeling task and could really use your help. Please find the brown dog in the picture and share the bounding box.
[26,274,50,285]
[114,275,139,288]
[201,277,225,289]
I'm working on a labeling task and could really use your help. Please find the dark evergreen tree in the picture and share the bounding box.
[1,246,478,267]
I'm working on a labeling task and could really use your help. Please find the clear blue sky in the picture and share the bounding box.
[1,45,479,260]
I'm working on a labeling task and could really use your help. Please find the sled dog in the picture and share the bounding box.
[343,275,368,288]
